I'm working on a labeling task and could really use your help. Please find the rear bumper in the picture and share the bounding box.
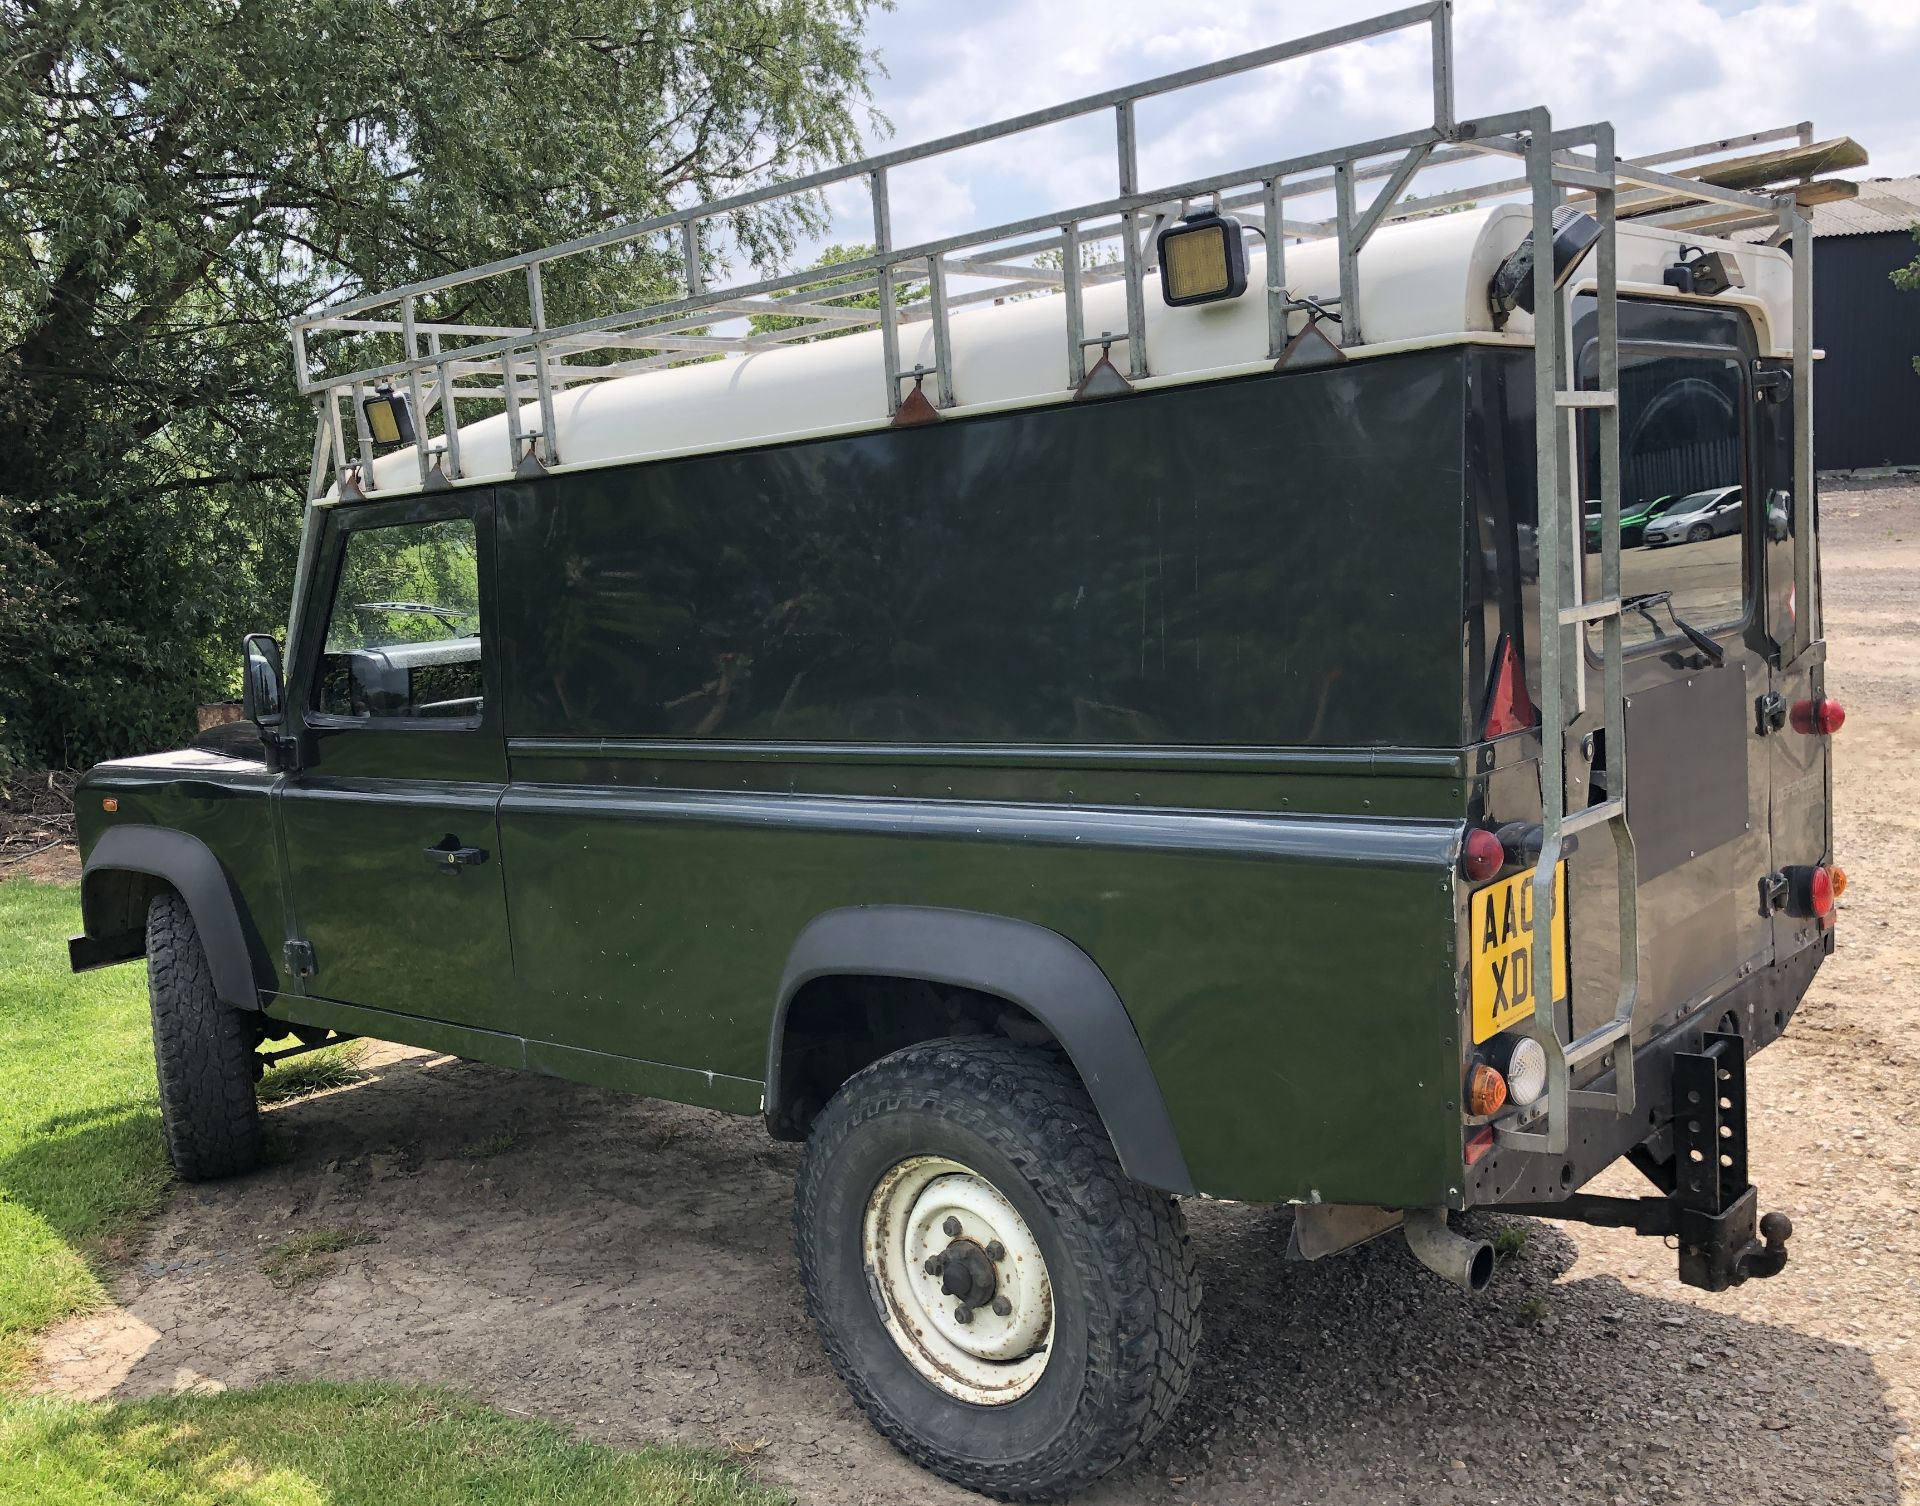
[1464,939,1824,1210]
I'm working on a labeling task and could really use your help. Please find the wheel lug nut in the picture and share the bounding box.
[991,1296,1012,1318]
[924,1255,941,1275]
[943,1216,961,1237]
[986,1240,1006,1262]
[954,1304,973,1325]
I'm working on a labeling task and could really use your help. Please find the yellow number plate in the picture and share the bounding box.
[1469,862,1567,1044]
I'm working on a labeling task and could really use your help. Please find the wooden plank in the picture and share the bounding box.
[1644,178,1859,234]
[1583,137,1869,218]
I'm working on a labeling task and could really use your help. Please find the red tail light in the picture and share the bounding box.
[1789,697,1845,735]
[1809,865,1835,918]
[1461,827,1505,882]
[1481,634,1536,739]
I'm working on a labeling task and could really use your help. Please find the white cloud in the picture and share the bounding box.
[808,0,1919,258]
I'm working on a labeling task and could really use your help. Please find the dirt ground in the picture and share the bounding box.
[27,480,1920,1505]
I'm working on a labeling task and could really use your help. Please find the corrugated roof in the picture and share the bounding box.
[1812,177,1920,237]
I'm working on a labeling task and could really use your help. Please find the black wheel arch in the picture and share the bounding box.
[765,905,1195,1196]
[75,825,266,1011]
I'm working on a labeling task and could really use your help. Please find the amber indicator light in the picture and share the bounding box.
[101,797,119,813]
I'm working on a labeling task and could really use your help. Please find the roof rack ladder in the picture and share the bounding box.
[1499,118,1641,1158]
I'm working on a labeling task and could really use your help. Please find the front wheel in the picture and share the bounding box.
[147,891,262,1180]
[794,1038,1198,1501]
[1687,522,1713,543]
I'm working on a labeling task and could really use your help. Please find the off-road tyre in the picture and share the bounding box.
[1686,522,1713,543]
[146,891,262,1180]
[794,1037,1199,1501]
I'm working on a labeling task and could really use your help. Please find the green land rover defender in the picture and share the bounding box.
[67,10,1843,1499]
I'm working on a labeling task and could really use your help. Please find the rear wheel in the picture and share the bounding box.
[1687,522,1713,543]
[147,892,262,1180]
[794,1038,1198,1501]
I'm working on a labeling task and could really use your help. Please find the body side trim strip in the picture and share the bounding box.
[497,785,1459,871]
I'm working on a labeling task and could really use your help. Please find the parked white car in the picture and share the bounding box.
[1644,485,1743,547]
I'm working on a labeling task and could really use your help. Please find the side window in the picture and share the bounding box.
[315,517,484,721]
[1581,350,1747,649]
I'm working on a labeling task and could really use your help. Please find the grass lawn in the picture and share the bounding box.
[0,880,785,1504]
[0,880,171,1381]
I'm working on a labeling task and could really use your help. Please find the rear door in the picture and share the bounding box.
[1571,298,1774,1041]
[280,491,515,1032]
[1754,364,1833,962]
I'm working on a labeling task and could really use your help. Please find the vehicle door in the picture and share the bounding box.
[1753,357,1833,964]
[280,490,515,1032]
[1569,297,1774,1043]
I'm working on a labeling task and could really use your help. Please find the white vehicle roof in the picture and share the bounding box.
[343,204,1794,503]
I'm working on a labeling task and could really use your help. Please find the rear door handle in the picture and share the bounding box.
[424,842,489,871]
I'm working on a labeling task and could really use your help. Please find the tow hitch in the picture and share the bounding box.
[1501,1032,1792,1292]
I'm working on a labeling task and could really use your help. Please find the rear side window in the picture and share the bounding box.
[315,517,484,721]
[1580,349,1747,649]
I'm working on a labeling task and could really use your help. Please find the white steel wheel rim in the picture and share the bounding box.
[862,1155,1055,1405]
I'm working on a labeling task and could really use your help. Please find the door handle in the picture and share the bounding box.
[424,842,489,871]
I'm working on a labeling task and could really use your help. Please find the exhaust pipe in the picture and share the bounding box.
[1403,1208,1495,1293]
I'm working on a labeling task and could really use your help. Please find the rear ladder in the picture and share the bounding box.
[1500,124,1638,1157]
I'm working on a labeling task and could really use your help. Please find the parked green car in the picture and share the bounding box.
[1584,492,1682,549]
[64,17,1838,1500]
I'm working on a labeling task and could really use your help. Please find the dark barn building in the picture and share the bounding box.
[1808,177,1920,473]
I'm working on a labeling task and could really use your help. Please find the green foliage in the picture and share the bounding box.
[0,1384,791,1504]
[259,1227,381,1290]
[0,880,171,1382]
[256,1040,367,1104]
[746,242,924,341]
[1894,225,1920,376]
[0,0,884,767]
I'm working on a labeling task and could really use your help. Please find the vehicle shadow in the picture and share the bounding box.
[35,1051,1902,1506]
[0,1098,168,1270]
[1092,1202,1903,1504]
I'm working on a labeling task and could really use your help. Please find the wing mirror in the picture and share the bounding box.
[242,633,285,729]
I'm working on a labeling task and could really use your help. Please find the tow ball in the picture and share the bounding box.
[1502,1032,1793,1293]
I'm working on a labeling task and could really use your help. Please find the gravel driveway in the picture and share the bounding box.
[36,481,1920,1505]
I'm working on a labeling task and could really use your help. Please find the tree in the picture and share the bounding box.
[0,0,883,770]
[746,242,923,341]
[1893,224,1920,376]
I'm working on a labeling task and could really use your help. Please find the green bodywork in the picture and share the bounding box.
[68,322,1831,1218]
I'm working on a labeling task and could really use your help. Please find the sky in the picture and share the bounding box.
[796,0,1920,255]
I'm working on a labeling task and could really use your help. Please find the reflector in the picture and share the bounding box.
[1481,635,1535,739]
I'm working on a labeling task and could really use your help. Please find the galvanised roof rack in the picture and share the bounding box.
[286,0,1825,1164]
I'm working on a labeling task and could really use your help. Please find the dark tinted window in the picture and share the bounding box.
[499,353,1470,747]
[1581,350,1747,648]
[316,518,484,720]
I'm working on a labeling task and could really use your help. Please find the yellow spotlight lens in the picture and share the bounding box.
[1157,212,1248,306]
[1165,225,1229,300]
[361,387,415,446]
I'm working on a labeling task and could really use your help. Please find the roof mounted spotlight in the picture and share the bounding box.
[1488,205,1602,326]
[1157,207,1248,307]
[362,383,416,447]
[1663,245,1745,298]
